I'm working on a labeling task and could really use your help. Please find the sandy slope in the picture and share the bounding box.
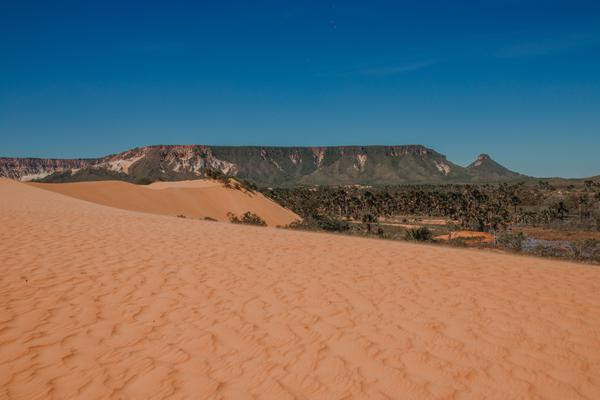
[1,178,600,400]
[27,179,298,227]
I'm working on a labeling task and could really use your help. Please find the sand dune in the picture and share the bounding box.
[27,179,299,227]
[1,178,600,399]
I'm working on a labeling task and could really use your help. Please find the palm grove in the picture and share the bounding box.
[263,182,600,234]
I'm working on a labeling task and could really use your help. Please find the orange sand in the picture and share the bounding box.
[1,178,600,399]
[435,231,495,244]
[27,179,299,227]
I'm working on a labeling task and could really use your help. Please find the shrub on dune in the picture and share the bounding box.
[227,211,267,226]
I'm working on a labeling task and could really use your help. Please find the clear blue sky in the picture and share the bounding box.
[1,1,599,178]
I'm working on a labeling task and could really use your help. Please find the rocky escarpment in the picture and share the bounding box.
[0,145,527,186]
[0,158,95,181]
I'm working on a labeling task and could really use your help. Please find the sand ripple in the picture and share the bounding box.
[1,179,600,399]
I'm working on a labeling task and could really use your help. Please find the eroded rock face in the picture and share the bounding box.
[0,145,524,185]
[470,154,491,168]
[0,158,94,181]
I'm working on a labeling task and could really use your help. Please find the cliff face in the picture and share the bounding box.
[0,145,526,186]
[208,145,469,185]
[0,158,94,181]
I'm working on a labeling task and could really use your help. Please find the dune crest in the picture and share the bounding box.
[27,179,299,226]
[1,178,600,399]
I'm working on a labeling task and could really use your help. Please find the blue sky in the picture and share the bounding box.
[1,1,599,178]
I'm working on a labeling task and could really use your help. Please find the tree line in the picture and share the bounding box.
[263,183,600,232]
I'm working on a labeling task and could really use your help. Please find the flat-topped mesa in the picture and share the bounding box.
[0,144,525,185]
[105,144,443,157]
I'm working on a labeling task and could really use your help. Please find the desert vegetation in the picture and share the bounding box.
[262,181,600,263]
[227,211,267,226]
[404,227,434,241]
[204,169,258,192]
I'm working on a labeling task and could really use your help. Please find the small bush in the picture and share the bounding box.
[568,239,600,261]
[404,227,433,241]
[135,177,155,185]
[205,169,257,193]
[316,215,350,232]
[227,211,267,226]
[497,231,527,251]
[287,215,350,232]
[529,244,568,259]
[287,220,312,230]
[204,216,217,222]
